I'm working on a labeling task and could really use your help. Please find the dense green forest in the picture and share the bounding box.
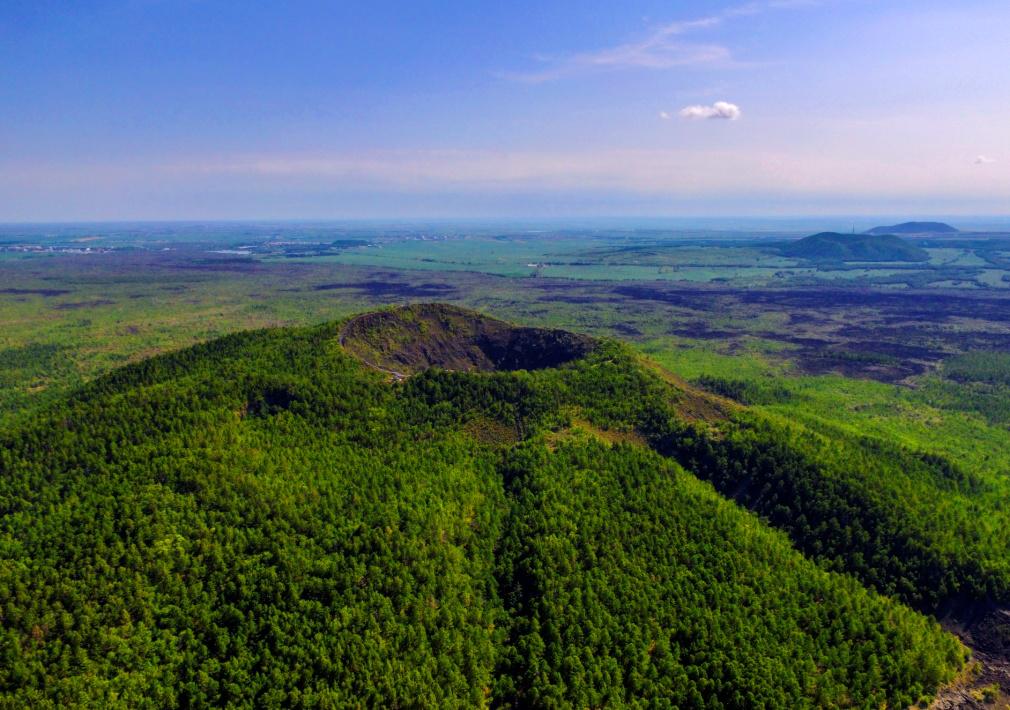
[0,309,971,707]
[0,342,79,420]
[554,340,1010,611]
[494,441,959,708]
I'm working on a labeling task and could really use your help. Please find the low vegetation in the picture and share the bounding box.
[943,351,1010,386]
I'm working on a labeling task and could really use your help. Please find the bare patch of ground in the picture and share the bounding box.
[638,356,738,424]
[546,418,647,451]
[933,605,1010,708]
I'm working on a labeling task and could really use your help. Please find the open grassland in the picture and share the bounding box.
[268,232,1010,289]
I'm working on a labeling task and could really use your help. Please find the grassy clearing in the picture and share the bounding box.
[638,337,792,380]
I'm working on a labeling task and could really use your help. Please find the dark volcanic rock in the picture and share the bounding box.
[339,303,595,376]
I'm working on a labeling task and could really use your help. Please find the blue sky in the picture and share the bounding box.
[1,0,1008,220]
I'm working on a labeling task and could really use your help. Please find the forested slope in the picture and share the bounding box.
[562,347,1010,612]
[495,440,959,708]
[0,308,971,707]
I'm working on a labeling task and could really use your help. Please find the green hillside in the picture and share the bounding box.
[0,306,967,708]
[781,232,929,262]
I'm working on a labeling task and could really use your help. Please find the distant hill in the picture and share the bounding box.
[781,231,930,262]
[865,221,958,235]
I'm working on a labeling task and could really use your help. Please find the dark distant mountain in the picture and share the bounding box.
[865,221,958,235]
[781,231,930,262]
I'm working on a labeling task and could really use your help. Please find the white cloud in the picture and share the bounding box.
[502,0,818,82]
[679,101,741,120]
[502,42,730,83]
[974,155,996,164]
[659,111,671,120]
